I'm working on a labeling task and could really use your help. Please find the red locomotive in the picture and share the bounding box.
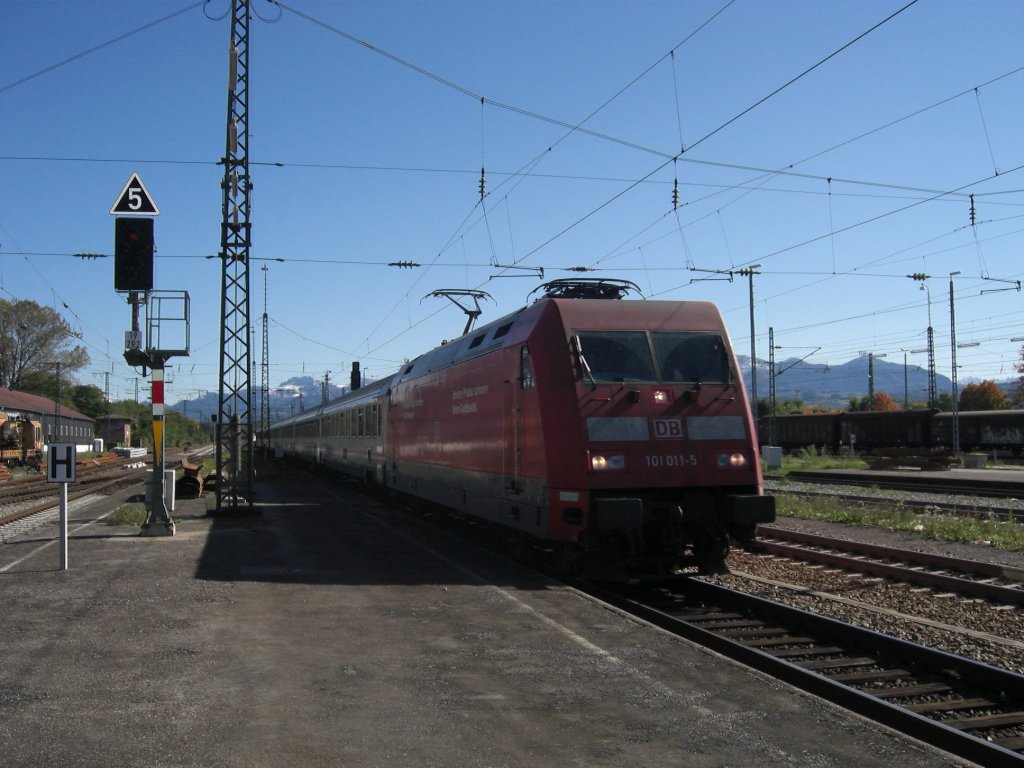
[268,279,774,577]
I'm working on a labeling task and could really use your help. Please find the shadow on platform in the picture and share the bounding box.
[194,474,548,590]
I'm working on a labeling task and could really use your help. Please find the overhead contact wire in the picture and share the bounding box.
[0,2,207,95]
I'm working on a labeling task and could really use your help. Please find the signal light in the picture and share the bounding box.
[114,217,154,291]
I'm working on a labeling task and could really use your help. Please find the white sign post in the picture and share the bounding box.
[47,443,76,570]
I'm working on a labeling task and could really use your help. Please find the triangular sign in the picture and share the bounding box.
[109,172,159,215]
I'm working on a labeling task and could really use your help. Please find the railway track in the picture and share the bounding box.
[772,469,1024,501]
[754,526,1024,606]
[589,578,1024,767]
[0,446,213,538]
[0,472,149,538]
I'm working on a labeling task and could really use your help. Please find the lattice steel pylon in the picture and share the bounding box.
[260,264,270,455]
[213,0,254,514]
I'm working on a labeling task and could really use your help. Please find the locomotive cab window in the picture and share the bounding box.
[520,345,534,390]
[653,332,730,383]
[575,331,657,383]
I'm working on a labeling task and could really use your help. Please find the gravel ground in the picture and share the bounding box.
[711,480,1024,674]
[0,495,108,543]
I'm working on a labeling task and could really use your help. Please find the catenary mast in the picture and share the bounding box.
[214,0,254,513]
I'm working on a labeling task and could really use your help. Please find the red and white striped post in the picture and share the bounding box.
[141,363,174,536]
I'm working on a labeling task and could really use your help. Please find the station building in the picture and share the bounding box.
[0,387,95,450]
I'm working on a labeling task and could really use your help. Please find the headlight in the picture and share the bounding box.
[590,452,626,472]
[717,451,748,469]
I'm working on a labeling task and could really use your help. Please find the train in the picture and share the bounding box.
[761,409,1024,456]
[0,413,43,466]
[267,279,775,578]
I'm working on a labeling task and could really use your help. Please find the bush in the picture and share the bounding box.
[107,504,146,526]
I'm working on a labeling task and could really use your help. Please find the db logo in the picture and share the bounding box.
[653,418,685,439]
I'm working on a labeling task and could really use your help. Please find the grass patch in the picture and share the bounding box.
[107,503,146,526]
[776,493,1024,552]
[763,446,869,475]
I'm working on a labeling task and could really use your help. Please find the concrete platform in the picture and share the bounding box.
[0,476,978,767]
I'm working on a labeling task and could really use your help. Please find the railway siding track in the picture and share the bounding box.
[777,469,1024,501]
[0,447,211,539]
[765,480,1023,526]
[592,579,1024,767]
[755,526,1024,606]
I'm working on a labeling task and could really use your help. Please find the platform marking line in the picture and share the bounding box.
[325,489,691,700]
[0,501,115,573]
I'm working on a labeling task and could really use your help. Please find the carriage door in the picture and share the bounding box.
[504,345,533,496]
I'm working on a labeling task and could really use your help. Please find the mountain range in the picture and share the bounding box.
[168,358,1018,422]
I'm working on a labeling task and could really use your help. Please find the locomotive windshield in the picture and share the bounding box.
[575,330,729,384]
[652,331,730,383]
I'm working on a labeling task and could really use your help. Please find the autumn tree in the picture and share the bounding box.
[959,380,1010,411]
[0,299,88,392]
[868,391,900,411]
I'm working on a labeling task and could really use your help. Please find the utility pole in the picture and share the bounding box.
[908,274,937,408]
[213,0,255,514]
[690,264,762,439]
[739,266,761,424]
[900,348,910,409]
[949,271,961,459]
[53,362,62,441]
[767,328,776,446]
[260,264,270,453]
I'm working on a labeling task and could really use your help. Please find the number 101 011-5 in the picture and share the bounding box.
[645,454,697,468]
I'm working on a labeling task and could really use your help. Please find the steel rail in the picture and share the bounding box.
[0,471,152,529]
[756,526,1024,605]
[774,471,1024,501]
[586,578,1024,767]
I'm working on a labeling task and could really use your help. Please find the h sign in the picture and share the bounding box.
[47,443,77,483]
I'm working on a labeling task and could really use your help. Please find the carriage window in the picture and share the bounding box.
[520,345,534,390]
[653,332,729,383]
[575,331,657,383]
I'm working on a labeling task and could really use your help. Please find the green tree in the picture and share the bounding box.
[959,380,1010,411]
[111,399,210,449]
[0,299,89,392]
[848,395,873,412]
[69,384,107,419]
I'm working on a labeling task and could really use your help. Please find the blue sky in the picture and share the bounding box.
[3,0,1023,406]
